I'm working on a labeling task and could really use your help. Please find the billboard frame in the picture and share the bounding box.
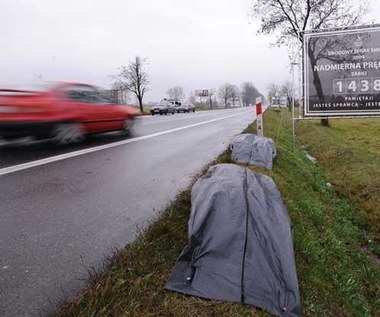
[302,24,380,118]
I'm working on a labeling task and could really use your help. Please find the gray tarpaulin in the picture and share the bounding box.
[230,134,276,169]
[165,164,301,317]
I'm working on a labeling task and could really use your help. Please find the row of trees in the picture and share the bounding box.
[111,57,263,111]
[173,82,263,109]
[217,82,263,108]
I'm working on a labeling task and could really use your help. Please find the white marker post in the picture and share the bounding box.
[256,97,263,137]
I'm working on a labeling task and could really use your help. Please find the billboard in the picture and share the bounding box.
[303,26,380,117]
[196,89,209,97]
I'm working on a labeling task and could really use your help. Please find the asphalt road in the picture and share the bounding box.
[0,108,255,316]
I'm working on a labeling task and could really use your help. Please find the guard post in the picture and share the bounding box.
[256,97,263,137]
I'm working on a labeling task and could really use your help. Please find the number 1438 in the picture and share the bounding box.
[333,78,380,94]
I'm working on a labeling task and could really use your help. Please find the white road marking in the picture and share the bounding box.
[0,110,252,176]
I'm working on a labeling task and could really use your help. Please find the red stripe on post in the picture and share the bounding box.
[256,102,262,115]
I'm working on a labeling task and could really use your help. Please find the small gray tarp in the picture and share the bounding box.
[230,134,276,169]
[165,164,301,317]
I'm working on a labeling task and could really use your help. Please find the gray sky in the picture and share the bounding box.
[1,0,379,102]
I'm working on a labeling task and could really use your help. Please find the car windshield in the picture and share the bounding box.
[97,89,118,104]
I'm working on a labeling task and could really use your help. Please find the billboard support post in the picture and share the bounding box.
[289,34,301,152]
[291,61,298,152]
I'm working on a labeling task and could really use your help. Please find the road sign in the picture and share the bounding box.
[303,26,380,117]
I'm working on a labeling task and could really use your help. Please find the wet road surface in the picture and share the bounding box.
[0,108,255,316]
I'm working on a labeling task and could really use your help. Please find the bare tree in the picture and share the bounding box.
[230,85,240,107]
[218,83,235,108]
[112,56,150,112]
[251,0,369,125]
[241,82,260,107]
[188,90,197,105]
[252,0,368,45]
[281,81,293,110]
[166,86,185,102]
[187,91,202,108]
[267,83,281,103]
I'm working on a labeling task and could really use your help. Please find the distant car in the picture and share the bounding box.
[0,82,141,145]
[271,97,286,109]
[150,104,175,115]
[166,103,176,114]
[151,105,167,115]
[176,103,195,113]
[188,104,196,112]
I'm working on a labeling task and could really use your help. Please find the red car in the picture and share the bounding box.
[0,82,140,145]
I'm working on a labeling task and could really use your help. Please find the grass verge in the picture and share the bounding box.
[296,116,380,243]
[55,109,380,317]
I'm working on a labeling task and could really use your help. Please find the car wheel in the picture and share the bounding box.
[151,112,154,116]
[51,123,84,145]
[121,117,134,136]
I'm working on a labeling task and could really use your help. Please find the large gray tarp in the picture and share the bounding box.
[230,134,276,169]
[165,164,301,317]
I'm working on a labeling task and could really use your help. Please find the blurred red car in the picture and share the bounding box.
[0,82,140,144]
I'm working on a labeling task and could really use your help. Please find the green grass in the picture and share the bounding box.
[246,110,380,316]
[296,116,380,243]
[55,109,380,317]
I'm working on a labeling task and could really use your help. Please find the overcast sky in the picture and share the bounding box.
[1,0,379,102]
